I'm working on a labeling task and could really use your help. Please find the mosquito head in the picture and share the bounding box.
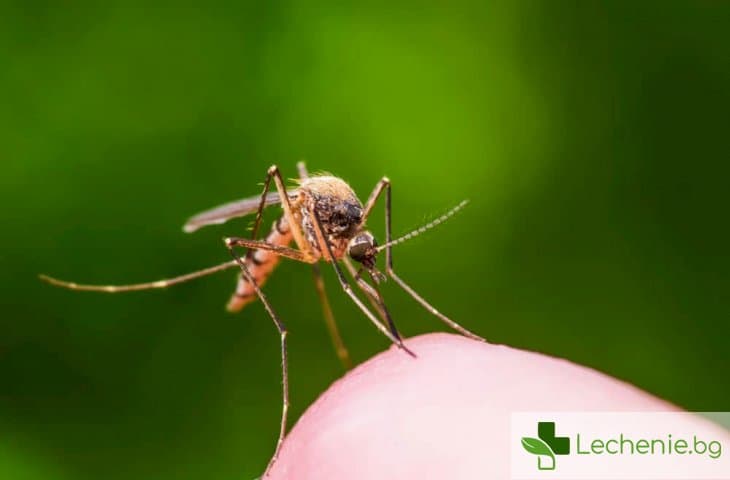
[327,201,363,237]
[347,230,378,268]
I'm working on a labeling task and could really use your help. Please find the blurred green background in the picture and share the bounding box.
[1,2,728,478]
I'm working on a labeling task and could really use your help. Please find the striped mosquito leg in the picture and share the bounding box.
[380,181,486,342]
[224,240,289,478]
[310,209,415,357]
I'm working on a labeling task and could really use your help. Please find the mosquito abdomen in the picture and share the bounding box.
[227,216,293,312]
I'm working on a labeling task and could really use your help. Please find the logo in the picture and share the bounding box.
[512,412,727,479]
[521,421,571,470]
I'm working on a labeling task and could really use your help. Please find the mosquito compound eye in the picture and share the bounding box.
[348,233,376,262]
[348,241,369,261]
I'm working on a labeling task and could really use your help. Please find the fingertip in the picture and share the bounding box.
[267,333,678,479]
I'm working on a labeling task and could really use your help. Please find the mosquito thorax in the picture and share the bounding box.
[298,175,365,260]
[348,231,378,267]
[303,176,363,238]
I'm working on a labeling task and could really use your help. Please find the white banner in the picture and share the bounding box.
[511,412,730,479]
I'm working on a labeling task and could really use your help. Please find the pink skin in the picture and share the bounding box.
[267,333,718,479]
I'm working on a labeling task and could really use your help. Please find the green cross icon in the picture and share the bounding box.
[521,421,570,470]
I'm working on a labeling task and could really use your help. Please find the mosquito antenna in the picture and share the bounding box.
[39,260,239,293]
[376,200,469,252]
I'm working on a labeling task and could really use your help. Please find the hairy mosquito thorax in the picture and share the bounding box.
[295,175,365,260]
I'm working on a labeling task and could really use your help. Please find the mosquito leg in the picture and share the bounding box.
[387,271,484,341]
[342,258,402,345]
[226,167,276,302]
[361,176,390,223]
[268,165,316,262]
[336,263,414,356]
[39,260,239,292]
[297,161,353,370]
[225,241,289,477]
[224,237,315,264]
[352,266,403,342]
[249,167,274,243]
[310,210,415,357]
[343,257,388,324]
[311,264,352,369]
[379,180,486,342]
[228,232,353,368]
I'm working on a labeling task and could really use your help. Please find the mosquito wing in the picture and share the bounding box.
[183,190,298,233]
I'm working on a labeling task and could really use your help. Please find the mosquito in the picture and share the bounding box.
[39,161,484,477]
